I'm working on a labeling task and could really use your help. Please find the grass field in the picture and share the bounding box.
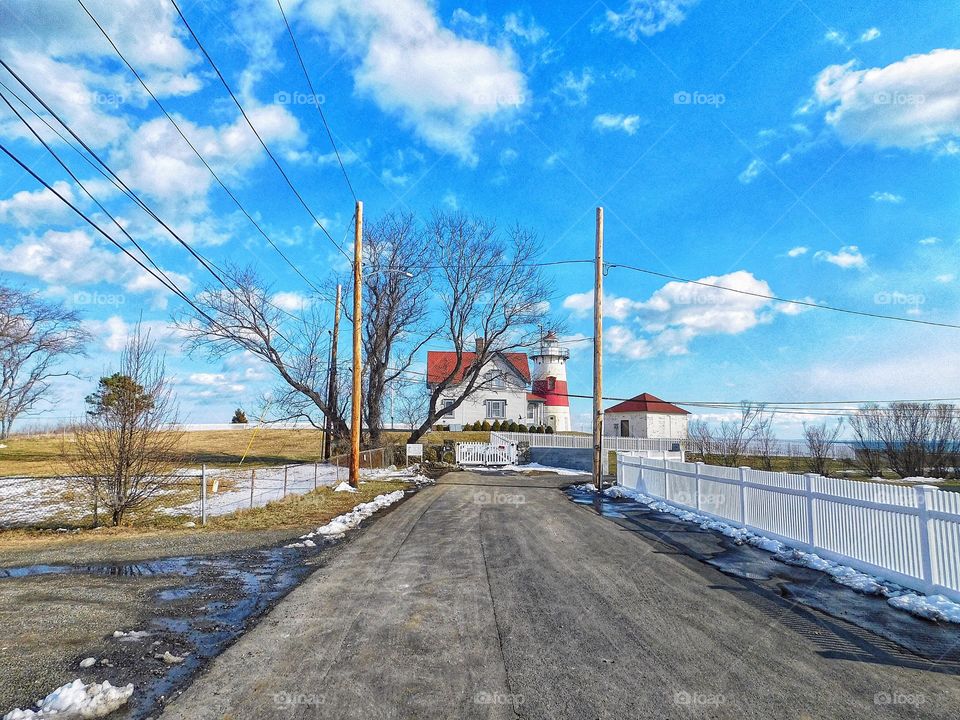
[0,428,494,478]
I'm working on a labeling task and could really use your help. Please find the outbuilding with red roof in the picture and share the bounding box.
[603,392,690,439]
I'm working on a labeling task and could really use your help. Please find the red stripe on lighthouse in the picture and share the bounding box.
[531,379,569,407]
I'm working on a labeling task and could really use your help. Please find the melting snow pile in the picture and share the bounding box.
[286,490,407,547]
[333,482,358,493]
[3,679,133,720]
[473,463,586,476]
[586,483,960,624]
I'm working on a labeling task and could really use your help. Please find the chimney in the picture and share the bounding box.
[475,337,486,353]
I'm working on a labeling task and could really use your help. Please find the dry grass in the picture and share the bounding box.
[206,479,409,531]
[0,428,499,478]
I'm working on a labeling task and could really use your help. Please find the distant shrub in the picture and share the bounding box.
[481,420,491,431]
[507,421,518,432]
[231,408,248,424]
[491,420,501,431]
[518,424,528,432]
[545,425,555,434]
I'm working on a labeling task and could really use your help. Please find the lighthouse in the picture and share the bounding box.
[529,331,571,432]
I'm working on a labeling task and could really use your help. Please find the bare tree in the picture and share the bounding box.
[347,212,435,446]
[714,402,762,467]
[395,384,428,432]
[173,266,348,440]
[406,212,552,443]
[803,419,844,476]
[848,404,885,477]
[66,324,183,526]
[752,408,777,471]
[0,286,88,438]
[861,402,960,479]
[687,418,714,462]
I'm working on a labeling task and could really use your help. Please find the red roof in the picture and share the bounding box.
[605,393,690,415]
[426,351,530,384]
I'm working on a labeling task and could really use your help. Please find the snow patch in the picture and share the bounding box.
[333,482,358,493]
[112,630,150,642]
[285,490,407,547]
[2,679,133,720]
[472,463,587,476]
[582,484,960,624]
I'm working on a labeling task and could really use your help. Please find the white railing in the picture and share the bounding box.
[617,454,960,602]
[456,442,517,466]
[492,431,682,453]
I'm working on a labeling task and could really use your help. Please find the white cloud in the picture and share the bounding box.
[600,0,699,41]
[592,113,643,135]
[504,12,547,44]
[84,315,186,353]
[552,69,594,106]
[814,245,867,269]
[859,27,881,43]
[565,271,799,359]
[787,246,808,257]
[918,236,941,245]
[738,158,763,184]
[935,273,955,283]
[870,191,904,203]
[271,291,311,312]
[442,191,459,210]
[0,182,77,226]
[544,152,562,168]
[813,49,960,152]
[824,29,846,46]
[300,0,526,164]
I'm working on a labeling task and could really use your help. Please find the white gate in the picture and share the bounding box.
[456,442,517,466]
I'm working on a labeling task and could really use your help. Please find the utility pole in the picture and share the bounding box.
[349,201,363,488]
[592,207,604,492]
[324,284,342,460]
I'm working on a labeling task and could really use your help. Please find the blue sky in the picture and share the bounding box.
[0,0,958,436]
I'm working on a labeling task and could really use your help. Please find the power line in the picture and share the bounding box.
[76,0,328,298]
[0,59,305,330]
[169,0,352,263]
[275,0,357,204]
[606,261,960,330]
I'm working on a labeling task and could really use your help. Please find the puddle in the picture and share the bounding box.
[0,559,198,579]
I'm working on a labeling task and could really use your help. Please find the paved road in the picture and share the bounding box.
[162,471,960,719]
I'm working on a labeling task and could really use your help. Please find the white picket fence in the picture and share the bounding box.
[456,442,518,466]
[617,454,960,603]
[491,431,683,454]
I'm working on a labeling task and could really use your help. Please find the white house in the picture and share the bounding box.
[603,393,690,439]
[426,336,572,431]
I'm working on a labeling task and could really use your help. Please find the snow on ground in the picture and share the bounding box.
[286,489,409,547]
[2,678,133,720]
[471,463,587,476]
[588,484,960,624]
[0,476,76,527]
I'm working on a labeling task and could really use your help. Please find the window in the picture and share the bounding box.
[440,398,455,417]
[547,376,556,390]
[485,400,506,419]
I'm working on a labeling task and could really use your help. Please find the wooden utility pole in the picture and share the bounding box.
[349,202,363,488]
[324,283,342,459]
[592,207,604,492]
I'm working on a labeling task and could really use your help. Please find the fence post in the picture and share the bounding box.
[200,464,207,526]
[283,466,288,498]
[915,484,936,595]
[250,469,255,509]
[738,466,749,528]
[695,462,704,512]
[314,462,318,491]
[637,457,645,493]
[804,473,818,550]
[663,459,670,501]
